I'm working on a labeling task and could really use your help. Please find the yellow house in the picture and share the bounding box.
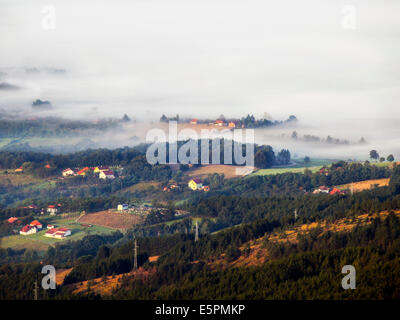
[94,166,110,173]
[188,178,202,190]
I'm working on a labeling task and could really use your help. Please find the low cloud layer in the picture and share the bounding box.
[0,0,399,158]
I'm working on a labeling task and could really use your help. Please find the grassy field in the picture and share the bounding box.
[0,213,116,250]
[251,158,337,176]
[188,164,246,179]
[337,178,390,192]
[0,171,44,186]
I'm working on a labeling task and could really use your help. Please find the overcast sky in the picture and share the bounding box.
[1,0,400,126]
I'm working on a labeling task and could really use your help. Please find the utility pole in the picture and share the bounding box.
[34,276,38,301]
[195,221,199,242]
[294,209,298,221]
[134,239,138,270]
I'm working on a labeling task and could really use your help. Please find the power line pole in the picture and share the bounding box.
[34,276,38,301]
[134,239,138,270]
[195,221,199,242]
[294,209,298,221]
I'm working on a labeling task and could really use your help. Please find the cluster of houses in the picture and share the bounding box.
[189,118,243,129]
[188,178,210,192]
[62,166,115,180]
[18,219,71,239]
[313,186,346,195]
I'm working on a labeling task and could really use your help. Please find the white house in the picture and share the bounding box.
[99,170,115,180]
[47,205,58,215]
[44,227,71,239]
[62,168,76,177]
[20,225,37,235]
[30,220,43,229]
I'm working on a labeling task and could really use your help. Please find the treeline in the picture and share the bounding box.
[161,114,298,129]
[0,118,119,138]
[216,161,391,198]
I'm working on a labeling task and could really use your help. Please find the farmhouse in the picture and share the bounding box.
[188,178,203,191]
[20,225,37,235]
[8,217,18,224]
[47,205,58,215]
[62,168,76,176]
[77,167,91,176]
[317,186,329,193]
[30,220,43,229]
[44,227,71,239]
[330,188,345,195]
[99,170,115,180]
[94,166,110,173]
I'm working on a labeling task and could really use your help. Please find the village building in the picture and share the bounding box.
[20,225,37,235]
[47,224,55,229]
[188,178,203,191]
[77,167,91,176]
[215,120,225,126]
[317,186,330,194]
[7,217,18,224]
[62,168,76,177]
[99,170,115,180]
[94,166,110,173]
[190,119,198,125]
[202,185,210,192]
[329,188,345,195]
[228,122,236,128]
[44,227,71,239]
[117,204,129,211]
[15,166,23,173]
[30,220,43,229]
[47,205,58,215]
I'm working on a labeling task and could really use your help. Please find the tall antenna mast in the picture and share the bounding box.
[134,239,138,270]
[195,221,199,242]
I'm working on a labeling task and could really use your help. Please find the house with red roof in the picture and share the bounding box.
[190,119,198,125]
[47,205,58,215]
[20,225,37,235]
[215,120,225,126]
[77,167,91,176]
[30,220,43,229]
[8,217,18,224]
[44,227,71,239]
[99,170,115,180]
[62,168,76,177]
[329,188,345,195]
